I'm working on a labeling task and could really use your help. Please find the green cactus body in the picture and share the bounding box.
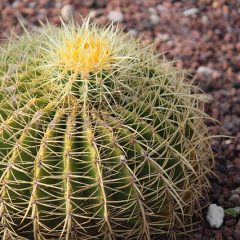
[0,20,213,240]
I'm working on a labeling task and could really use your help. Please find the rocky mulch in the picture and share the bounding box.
[0,0,240,239]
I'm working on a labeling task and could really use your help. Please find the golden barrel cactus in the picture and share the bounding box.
[0,19,213,240]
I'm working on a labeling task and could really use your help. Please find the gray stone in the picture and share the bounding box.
[60,4,74,22]
[149,14,160,25]
[183,8,199,16]
[235,187,240,195]
[157,5,168,13]
[196,66,218,76]
[224,139,232,145]
[128,29,138,37]
[236,144,240,151]
[229,194,240,205]
[156,33,170,42]
[82,0,94,7]
[201,15,209,24]
[107,11,124,22]
[206,204,224,229]
[148,7,157,14]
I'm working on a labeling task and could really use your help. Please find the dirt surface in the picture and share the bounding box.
[0,0,240,239]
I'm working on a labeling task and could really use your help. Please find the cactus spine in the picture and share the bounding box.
[0,19,213,240]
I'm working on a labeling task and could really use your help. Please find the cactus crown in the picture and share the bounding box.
[0,19,213,240]
[54,24,114,74]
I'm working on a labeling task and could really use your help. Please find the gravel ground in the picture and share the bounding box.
[0,0,240,239]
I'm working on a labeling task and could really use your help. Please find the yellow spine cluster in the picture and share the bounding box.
[57,33,112,74]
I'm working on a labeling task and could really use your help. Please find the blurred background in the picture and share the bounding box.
[0,0,240,239]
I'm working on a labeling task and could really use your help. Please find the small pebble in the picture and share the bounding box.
[107,10,124,22]
[28,2,36,8]
[156,33,170,42]
[236,144,240,151]
[206,204,224,228]
[229,194,240,205]
[183,8,199,16]
[60,4,74,22]
[201,15,209,24]
[157,4,168,13]
[148,7,156,14]
[128,29,138,37]
[197,66,218,76]
[82,0,94,7]
[235,187,240,195]
[149,14,160,25]
[12,0,20,8]
[225,139,232,145]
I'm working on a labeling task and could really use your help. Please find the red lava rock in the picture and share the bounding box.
[81,0,94,7]
[229,194,240,206]
[234,231,240,240]
[204,228,216,238]
[215,230,223,240]
[222,226,233,238]
[233,176,240,186]
[236,220,240,230]
[21,7,35,16]
[95,0,107,8]
[223,188,230,199]
[225,219,237,227]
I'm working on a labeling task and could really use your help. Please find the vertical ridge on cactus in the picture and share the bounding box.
[0,18,214,240]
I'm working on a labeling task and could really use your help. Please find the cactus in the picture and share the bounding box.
[0,19,213,240]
